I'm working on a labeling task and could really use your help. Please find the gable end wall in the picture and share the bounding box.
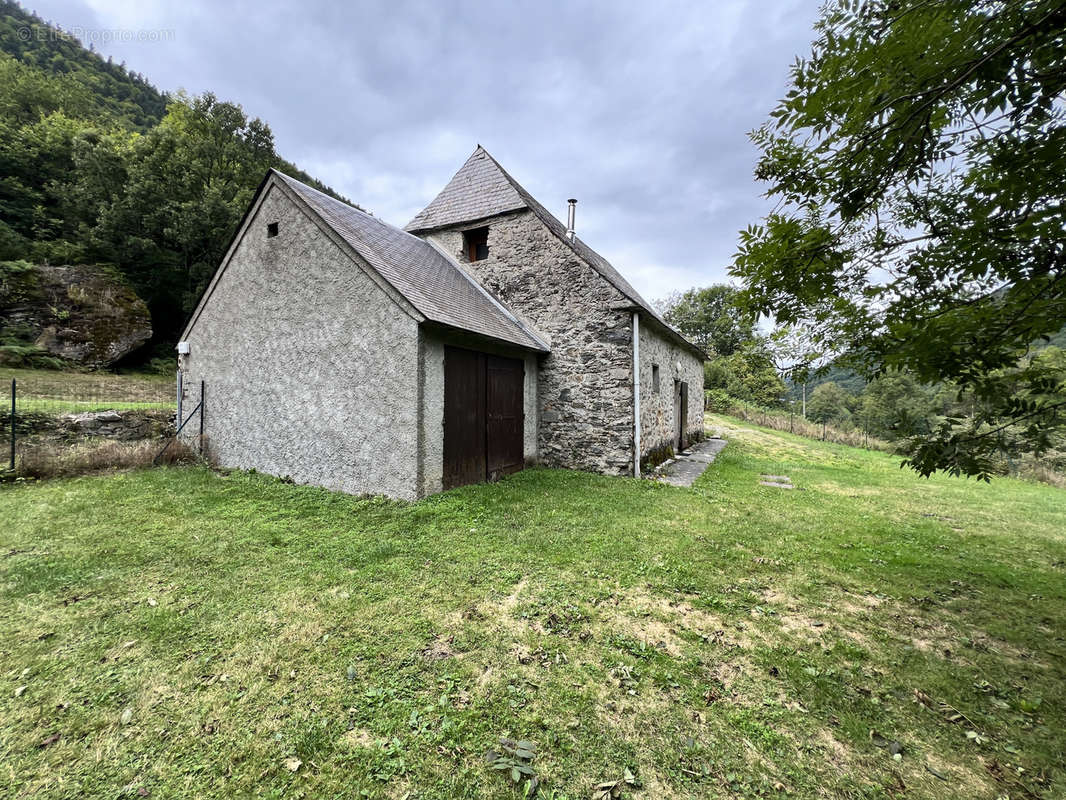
[178,183,421,499]
[424,211,635,475]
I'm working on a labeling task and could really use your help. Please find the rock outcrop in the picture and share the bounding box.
[0,261,152,368]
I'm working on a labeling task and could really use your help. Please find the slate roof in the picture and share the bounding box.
[405,148,526,232]
[405,147,705,359]
[273,170,548,352]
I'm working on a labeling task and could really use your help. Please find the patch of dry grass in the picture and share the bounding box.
[12,437,195,479]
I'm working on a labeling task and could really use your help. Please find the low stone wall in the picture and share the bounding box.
[59,409,174,441]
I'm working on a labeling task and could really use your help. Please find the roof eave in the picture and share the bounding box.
[420,319,549,355]
[404,204,528,235]
[611,303,707,360]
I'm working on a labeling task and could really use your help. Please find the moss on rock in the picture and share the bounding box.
[0,261,152,369]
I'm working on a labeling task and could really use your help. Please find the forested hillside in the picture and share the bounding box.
[0,1,344,363]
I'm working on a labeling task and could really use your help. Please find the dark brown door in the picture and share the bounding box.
[443,346,524,489]
[443,347,485,489]
[486,355,524,479]
[673,379,682,451]
[679,381,689,451]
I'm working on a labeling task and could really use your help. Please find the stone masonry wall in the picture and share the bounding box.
[638,322,705,461]
[178,181,422,500]
[424,211,635,475]
[61,409,173,441]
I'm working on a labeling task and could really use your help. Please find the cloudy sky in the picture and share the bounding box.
[31,0,820,305]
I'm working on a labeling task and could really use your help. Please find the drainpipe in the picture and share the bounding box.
[632,311,641,477]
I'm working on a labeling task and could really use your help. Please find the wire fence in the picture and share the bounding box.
[2,368,183,478]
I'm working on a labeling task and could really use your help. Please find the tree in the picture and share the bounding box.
[807,381,852,428]
[87,92,277,338]
[860,370,941,440]
[659,284,755,356]
[733,0,1066,480]
[704,342,788,408]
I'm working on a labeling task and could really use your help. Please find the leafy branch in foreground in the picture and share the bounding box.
[732,0,1066,478]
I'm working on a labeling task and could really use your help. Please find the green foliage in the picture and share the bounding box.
[0,259,52,366]
[805,381,852,425]
[0,259,39,303]
[660,284,754,356]
[733,0,1066,478]
[787,361,865,400]
[659,283,787,408]
[703,342,787,408]
[80,91,278,336]
[0,3,346,350]
[860,370,942,439]
[704,388,733,413]
[484,737,538,794]
[0,1,166,130]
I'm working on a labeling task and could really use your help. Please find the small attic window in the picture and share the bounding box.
[652,364,661,393]
[267,222,279,238]
[463,226,489,261]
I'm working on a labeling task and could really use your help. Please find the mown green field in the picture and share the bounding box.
[1,416,1063,799]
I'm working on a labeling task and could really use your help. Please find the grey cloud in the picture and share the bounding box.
[33,0,819,302]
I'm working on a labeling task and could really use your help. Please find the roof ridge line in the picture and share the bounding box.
[472,153,705,358]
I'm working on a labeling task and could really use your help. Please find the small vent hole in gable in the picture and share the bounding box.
[267,222,279,238]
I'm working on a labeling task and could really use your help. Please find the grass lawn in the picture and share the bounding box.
[1,415,1063,799]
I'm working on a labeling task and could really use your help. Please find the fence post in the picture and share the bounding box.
[199,380,205,455]
[8,378,14,471]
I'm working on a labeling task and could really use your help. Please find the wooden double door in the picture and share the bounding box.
[443,346,524,489]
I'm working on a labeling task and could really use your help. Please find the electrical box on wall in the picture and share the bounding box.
[177,341,190,355]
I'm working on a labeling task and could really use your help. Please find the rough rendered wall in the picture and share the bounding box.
[418,335,445,498]
[179,183,421,499]
[639,323,705,459]
[425,211,634,475]
[418,328,538,497]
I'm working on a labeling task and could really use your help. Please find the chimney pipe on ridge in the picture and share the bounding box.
[566,199,577,240]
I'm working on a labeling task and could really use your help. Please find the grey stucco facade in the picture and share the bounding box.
[178,181,423,499]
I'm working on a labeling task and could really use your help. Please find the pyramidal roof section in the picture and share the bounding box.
[404,146,528,233]
[407,147,705,358]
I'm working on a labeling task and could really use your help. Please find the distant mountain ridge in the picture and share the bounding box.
[0,0,166,129]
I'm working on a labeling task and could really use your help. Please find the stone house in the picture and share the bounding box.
[177,146,705,499]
